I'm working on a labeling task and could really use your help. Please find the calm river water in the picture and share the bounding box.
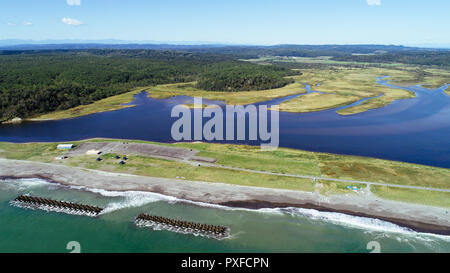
[0,78,449,167]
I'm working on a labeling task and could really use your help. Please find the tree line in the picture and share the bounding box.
[196,62,296,91]
[332,51,450,67]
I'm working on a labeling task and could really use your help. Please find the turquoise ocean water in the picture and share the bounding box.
[0,178,448,253]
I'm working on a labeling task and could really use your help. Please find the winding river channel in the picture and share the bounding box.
[1,77,449,168]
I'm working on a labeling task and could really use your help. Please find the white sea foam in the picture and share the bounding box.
[64,186,173,214]
[253,207,450,242]
[101,191,172,214]
[3,177,449,241]
[73,185,234,213]
[0,177,53,190]
[10,201,98,217]
[135,219,230,240]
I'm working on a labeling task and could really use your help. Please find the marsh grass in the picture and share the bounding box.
[145,81,306,105]
[371,185,450,208]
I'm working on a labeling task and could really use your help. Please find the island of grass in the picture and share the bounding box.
[145,80,305,104]
[0,138,448,208]
[246,56,450,114]
[277,66,450,115]
[276,92,361,113]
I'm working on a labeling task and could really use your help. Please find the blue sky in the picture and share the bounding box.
[1,0,449,45]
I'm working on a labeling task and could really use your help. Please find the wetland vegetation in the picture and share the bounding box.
[2,45,449,121]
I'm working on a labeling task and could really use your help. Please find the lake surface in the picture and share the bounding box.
[0,77,449,168]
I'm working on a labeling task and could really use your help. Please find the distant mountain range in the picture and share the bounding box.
[0,39,228,46]
[0,39,448,51]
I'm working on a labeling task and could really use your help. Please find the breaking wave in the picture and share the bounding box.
[69,185,232,214]
[254,207,450,242]
[0,177,54,190]
[3,177,449,241]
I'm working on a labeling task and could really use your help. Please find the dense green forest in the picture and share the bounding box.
[196,63,295,91]
[188,45,450,66]
[4,44,449,66]
[331,51,450,67]
[199,47,450,67]
[0,50,292,121]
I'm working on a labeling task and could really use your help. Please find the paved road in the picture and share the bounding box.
[189,161,450,193]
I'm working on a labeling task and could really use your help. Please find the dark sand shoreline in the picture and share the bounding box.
[1,158,449,236]
[219,200,450,236]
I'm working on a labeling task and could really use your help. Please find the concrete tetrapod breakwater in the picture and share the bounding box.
[135,213,230,240]
[11,195,103,217]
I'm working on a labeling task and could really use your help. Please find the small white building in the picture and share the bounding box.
[57,144,75,150]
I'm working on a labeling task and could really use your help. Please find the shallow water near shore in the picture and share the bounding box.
[1,178,449,253]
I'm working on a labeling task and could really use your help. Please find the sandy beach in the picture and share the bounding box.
[0,158,449,235]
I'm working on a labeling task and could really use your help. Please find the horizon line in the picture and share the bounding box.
[1,39,450,49]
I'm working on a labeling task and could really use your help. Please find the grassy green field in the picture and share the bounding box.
[0,141,317,193]
[0,139,449,207]
[371,186,450,208]
[68,153,317,192]
[243,55,404,67]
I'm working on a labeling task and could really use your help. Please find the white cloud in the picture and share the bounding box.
[62,17,83,26]
[23,21,33,26]
[366,0,381,6]
[7,22,16,26]
[66,0,81,6]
